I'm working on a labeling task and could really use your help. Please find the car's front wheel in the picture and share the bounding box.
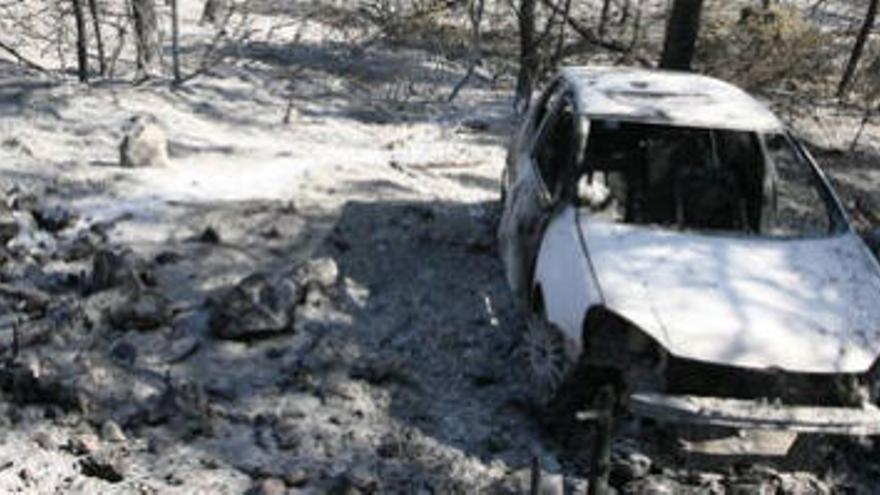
[523,312,576,405]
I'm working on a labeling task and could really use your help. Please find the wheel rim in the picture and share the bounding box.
[524,315,572,403]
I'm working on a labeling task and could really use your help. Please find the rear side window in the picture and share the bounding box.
[533,98,577,197]
[523,80,565,141]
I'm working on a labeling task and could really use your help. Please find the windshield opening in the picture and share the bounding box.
[575,120,843,237]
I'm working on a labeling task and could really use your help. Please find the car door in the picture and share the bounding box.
[503,78,564,195]
[499,88,581,306]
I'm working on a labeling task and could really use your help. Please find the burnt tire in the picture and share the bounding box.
[523,313,576,406]
[523,311,627,444]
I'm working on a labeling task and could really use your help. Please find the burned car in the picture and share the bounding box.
[499,66,880,435]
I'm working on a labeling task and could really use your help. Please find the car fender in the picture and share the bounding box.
[533,205,602,348]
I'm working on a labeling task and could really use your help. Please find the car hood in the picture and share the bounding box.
[579,218,880,373]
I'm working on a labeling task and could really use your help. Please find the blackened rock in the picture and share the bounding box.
[274,418,301,450]
[89,249,130,293]
[6,191,38,212]
[460,117,491,132]
[61,228,104,262]
[154,251,183,265]
[79,451,125,483]
[195,226,221,244]
[0,215,17,244]
[211,273,294,340]
[0,360,81,411]
[106,290,170,331]
[32,205,74,232]
[610,442,652,486]
[328,467,378,495]
[110,340,138,365]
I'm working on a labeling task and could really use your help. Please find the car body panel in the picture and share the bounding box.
[578,217,880,373]
[498,153,553,303]
[503,66,880,435]
[499,82,582,305]
[559,66,784,133]
[533,206,601,348]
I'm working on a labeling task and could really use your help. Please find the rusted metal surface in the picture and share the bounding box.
[631,392,880,435]
[559,66,783,132]
[501,67,880,439]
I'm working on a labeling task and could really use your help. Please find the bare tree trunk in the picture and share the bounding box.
[171,0,181,83]
[87,0,105,76]
[659,0,704,71]
[131,0,159,76]
[599,0,612,37]
[838,0,879,98]
[201,0,227,25]
[514,0,538,115]
[448,0,486,102]
[550,0,572,68]
[618,0,631,25]
[72,0,89,82]
[629,0,643,50]
[108,23,128,78]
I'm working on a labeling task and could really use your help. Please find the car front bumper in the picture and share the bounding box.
[631,392,880,436]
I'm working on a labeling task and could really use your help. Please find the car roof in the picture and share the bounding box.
[559,66,784,133]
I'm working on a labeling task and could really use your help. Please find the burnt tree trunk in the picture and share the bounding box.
[838,0,879,98]
[131,0,159,75]
[72,0,89,82]
[171,0,181,83]
[659,0,704,71]
[201,0,227,25]
[448,0,486,102]
[87,0,105,76]
[514,0,538,115]
[549,0,572,68]
[618,0,631,25]
[599,0,612,37]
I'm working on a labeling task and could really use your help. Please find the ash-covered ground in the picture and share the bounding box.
[4,1,880,494]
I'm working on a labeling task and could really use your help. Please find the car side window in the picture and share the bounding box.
[532,95,577,198]
[764,133,832,236]
[527,80,564,135]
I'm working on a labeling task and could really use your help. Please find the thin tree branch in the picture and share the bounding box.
[87,0,105,76]
[539,0,630,53]
[0,40,48,72]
